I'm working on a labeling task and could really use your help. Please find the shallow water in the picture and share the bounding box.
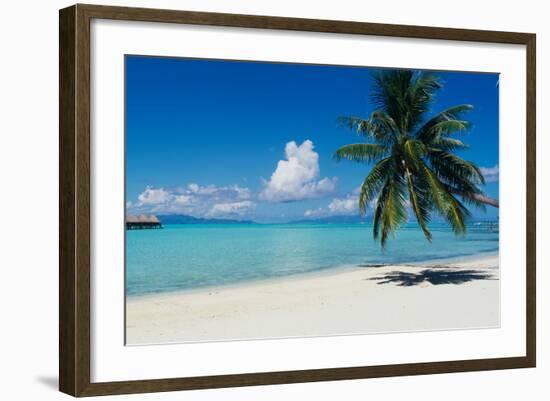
[126,222,498,296]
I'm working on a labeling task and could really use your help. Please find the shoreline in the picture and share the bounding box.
[126,252,499,345]
[127,250,499,300]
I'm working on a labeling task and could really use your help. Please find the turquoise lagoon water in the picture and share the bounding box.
[126,222,498,296]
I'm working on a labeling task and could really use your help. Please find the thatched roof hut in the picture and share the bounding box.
[126,215,139,224]
[126,214,162,229]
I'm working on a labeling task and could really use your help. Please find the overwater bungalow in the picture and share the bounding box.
[126,214,162,230]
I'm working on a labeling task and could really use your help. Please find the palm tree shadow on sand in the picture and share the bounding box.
[369,269,496,287]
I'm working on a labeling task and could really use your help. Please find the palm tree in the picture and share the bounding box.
[334,69,498,247]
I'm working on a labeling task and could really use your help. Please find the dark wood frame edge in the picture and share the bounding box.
[59,3,536,397]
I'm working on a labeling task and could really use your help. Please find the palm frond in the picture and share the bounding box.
[443,194,471,235]
[406,72,442,130]
[415,104,473,141]
[371,70,415,135]
[333,143,388,164]
[420,120,472,145]
[338,111,398,143]
[405,168,432,241]
[429,150,485,186]
[403,139,427,171]
[420,164,469,235]
[429,137,469,152]
[373,175,408,247]
[366,111,400,143]
[358,157,393,213]
[337,116,369,133]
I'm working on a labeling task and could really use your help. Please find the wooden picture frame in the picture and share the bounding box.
[59,3,536,397]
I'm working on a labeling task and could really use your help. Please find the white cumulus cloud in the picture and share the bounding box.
[260,140,336,202]
[129,184,254,218]
[304,194,360,218]
[137,187,171,205]
[207,201,255,217]
[480,164,499,183]
[302,183,372,219]
[328,195,359,214]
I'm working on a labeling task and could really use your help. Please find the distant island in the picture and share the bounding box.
[157,214,256,225]
[157,214,371,225]
[155,214,498,226]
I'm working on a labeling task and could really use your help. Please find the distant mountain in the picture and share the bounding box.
[158,214,256,225]
[290,215,371,224]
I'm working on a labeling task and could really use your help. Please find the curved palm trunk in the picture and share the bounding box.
[462,192,499,208]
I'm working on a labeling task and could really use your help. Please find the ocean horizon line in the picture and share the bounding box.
[152,215,499,226]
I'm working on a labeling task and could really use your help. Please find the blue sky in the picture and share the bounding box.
[126,55,499,223]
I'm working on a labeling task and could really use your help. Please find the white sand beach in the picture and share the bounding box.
[126,253,499,345]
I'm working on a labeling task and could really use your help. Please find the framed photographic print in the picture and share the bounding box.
[59,4,536,397]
